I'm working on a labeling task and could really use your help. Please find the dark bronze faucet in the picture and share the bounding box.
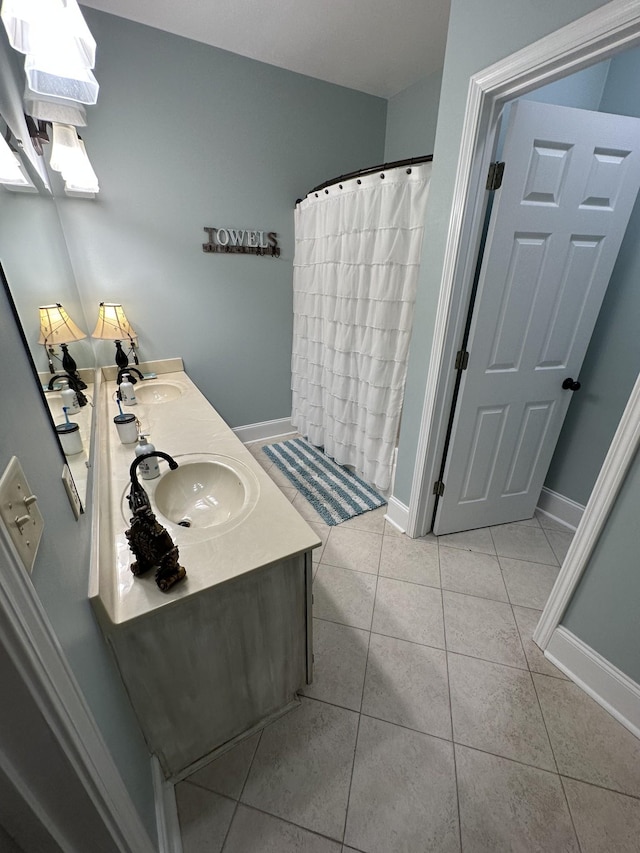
[47,373,89,407]
[125,452,186,592]
[117,366,144,385]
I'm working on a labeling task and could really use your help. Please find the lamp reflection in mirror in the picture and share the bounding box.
[38,303,87,383]
[92,303,139,369]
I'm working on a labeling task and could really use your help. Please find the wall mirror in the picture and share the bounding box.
[0,24,98,513]
[0,191,96,513]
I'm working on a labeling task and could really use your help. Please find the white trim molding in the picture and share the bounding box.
[536,487,584,531]
[0,518,157,853]
[546,627,640,740]
[385,495,409,533]
[233,417,295,444]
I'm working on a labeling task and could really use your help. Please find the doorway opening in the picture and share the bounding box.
[405,0,640,654]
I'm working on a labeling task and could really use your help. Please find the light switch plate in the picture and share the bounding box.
[0,456,44,574]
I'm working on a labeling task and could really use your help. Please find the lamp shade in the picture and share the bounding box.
[92,303,137,341]
[38,303,87,345]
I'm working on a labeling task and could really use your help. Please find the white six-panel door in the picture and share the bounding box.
[433,99,640,535]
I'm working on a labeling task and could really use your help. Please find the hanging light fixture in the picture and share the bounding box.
[1,0,96,65]
[92,302,140,369]
[38,302,87,379]
[0,132,34,189]
[2,0,99,104]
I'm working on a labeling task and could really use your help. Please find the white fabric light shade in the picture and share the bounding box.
[1,0,96,67]
[38,303,87,345]
[24,86,87,126]
[0,133,32,186]
[3,0,100,105]
[291,163,431,492]
[25,53,99,105]
[50,123,99,193]
[92,303,137,342]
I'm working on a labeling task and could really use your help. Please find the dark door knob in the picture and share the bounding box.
[562,377,581,391]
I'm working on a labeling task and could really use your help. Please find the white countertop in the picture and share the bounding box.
[92,367,320,626]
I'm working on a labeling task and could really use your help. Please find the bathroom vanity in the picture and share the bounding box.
[89,359,320,776]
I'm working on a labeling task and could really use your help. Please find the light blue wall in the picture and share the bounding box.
[393,0,611,505]
[522,60,609,109]
[545,47,640,505]
[562,446,640,682]
[59,8,386,429]
[384,69,443,161]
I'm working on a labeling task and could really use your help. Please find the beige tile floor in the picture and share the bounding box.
[175,440,640,852]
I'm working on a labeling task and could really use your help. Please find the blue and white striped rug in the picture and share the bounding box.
[262,437,386,526]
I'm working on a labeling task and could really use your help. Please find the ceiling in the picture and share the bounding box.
[80,0,451,99]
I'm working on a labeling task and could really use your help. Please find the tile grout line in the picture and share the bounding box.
[219,799,240,852]
[529,663,563,777]
[339,533,385,847]
[558,774,586,853]
[218,726,266,851]
[226,798,356,848]
[339,627,372,849]
[439,539,464,853]
[539,522,564,567]
[557,772,640,803]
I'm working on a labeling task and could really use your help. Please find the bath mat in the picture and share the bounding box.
[262,437,386,526]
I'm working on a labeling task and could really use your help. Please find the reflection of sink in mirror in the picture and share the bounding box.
[135,382,184,404]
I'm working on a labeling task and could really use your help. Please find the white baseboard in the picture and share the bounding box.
[545,627,640,740]
[152,756,183,853]
[234,417,295,444]
[385,495,409,533]
[537,487,585,531]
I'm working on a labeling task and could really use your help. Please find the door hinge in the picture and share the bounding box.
[455,349,469,371]
[433,480,445,497]
[486,161,505,191]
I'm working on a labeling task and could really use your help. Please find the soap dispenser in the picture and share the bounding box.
[60,379,80,414]
[135,434,160,480]
[120,373,137,406]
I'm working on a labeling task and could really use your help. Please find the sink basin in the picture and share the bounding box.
[135,382,184,404]
[153,454,259,530]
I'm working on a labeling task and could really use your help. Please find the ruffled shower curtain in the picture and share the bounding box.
[291,162,431,492]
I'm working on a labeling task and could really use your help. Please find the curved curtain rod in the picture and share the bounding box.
[296,154,433,205]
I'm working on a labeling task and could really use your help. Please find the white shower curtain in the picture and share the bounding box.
[291,161,431,492]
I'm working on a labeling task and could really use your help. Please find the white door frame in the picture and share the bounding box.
[0,521,158,853]
[407,0,640,650]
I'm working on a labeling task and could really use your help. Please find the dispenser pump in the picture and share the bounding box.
[120,373,137,406]
[135,434,160,480]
